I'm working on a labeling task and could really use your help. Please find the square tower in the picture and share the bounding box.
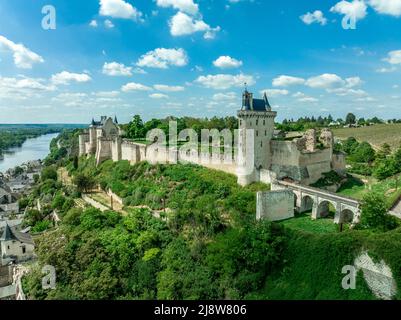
[237,90,277,186]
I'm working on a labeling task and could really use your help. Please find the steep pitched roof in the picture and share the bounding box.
[0,224,13,241]
[0,223,34,245]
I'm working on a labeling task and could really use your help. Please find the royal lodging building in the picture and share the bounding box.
[78,90,345,186]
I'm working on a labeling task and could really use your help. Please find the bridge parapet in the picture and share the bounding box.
[272,180,361,225]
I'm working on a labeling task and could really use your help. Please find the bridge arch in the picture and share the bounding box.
[340,209,354,224]
[316,199,337,219]
[299,194,315,213]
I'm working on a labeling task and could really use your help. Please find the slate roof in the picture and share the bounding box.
[0,223,34,245]
[243,91,272,112]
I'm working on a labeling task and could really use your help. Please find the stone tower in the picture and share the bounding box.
[237,90,277,186]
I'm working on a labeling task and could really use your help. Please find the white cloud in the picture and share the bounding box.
[376,66,397,73]
[369,0,401,16]
[212,92,237,101]
[213,56,243,69]
[345,76,363,87]
[355,96,376,101]
[136,48,188,69]
[306,73,345,89]
[149,93,169,99]
[104,19,115,28]
[89,20,98,27]
[156,0,199,15]
[132,67,147,74]
[195,73,255,90]
[299,96,319,102]
[121,82,152,92]
[169,12,220,39]
[0,76,55,100]
[384,50,401,64]
[327,87,368,96]
[99,0,143,21]
[260,89,289,97]
[330,0,368,22]
[292,92,319,102]
[300,10,328,25]
[272,75,305,87]
[102,62,132,76]
[0,35,44,69]
[154,84,185,92]
[51,71,92,85]
[92,91,120,97]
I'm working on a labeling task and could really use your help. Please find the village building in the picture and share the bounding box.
[0,223,34,266]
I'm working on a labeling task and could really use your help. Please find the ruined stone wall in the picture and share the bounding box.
[256,190,295,221]
[271,140,333,185]
[332,152,346,174]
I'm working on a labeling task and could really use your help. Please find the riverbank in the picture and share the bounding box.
[0,133,58,173]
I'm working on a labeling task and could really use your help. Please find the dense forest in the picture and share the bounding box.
[19,131,401,300]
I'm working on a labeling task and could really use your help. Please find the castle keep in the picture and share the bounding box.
[79,90,345,187]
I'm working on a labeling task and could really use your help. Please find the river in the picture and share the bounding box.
[0,133,59,173]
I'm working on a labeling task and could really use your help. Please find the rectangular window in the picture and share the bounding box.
[22,246,26,254]
[263,120,266,125]
[265,130,267,136]
[256,120,258,125]
[261,141,263,148]
[256,131,259,137]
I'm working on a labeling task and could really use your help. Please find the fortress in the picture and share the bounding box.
[79,90,346,188]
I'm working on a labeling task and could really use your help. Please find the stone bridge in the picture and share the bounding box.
[272,180,361,224]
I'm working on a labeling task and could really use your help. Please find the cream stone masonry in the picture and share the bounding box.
[78,90,351,224]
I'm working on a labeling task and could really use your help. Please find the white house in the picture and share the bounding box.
[0,224,35,266]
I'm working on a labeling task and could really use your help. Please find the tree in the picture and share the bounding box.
[359,193,398,231]
[345,113,356,125]
[349,142,375,163]
[41,167,58,182]
[376,143,391,160]
[73,173,96,193]
[128,115,145,140]
[373,158,396,180]
[342,137,359,155]
[73,156,79,170]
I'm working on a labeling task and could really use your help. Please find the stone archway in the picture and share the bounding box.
[340,209,354,223]
[316,200,337,219]
[300,195,314,214]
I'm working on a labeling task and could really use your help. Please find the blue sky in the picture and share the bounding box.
[0,0,401,123]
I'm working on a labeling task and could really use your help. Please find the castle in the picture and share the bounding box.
[79,90,345,187]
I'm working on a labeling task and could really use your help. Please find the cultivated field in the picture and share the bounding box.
[333,124,401,150]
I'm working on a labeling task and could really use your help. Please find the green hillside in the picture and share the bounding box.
[21,154,401,300]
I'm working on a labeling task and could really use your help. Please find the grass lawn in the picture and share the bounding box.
[337,174,401,207]
[333,123,401,150]
[279,213,339,234]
